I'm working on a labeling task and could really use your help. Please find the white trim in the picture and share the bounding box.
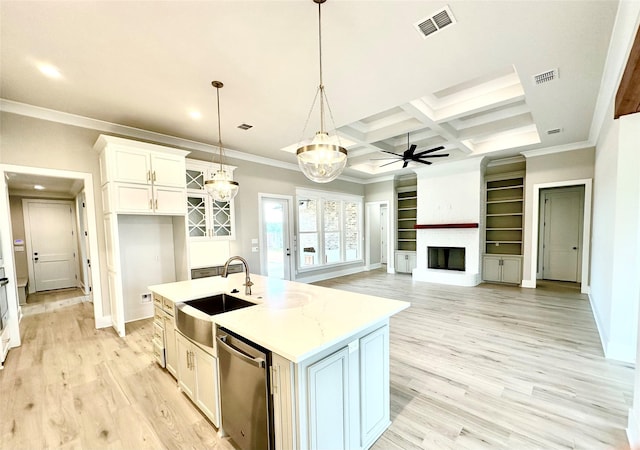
[588,292,608,357]
[628,406,639,449]
[95,314,112,329]
[526,178,592,293]
[0,164,105,331]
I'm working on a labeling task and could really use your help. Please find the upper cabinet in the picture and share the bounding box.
[185,159,236,240]
[95,135,189,215]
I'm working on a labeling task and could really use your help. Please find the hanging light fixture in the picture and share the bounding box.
[296,0,347,183]
[204,80,239,201]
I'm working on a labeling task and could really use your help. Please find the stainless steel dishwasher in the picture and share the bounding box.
[216,327,273,450]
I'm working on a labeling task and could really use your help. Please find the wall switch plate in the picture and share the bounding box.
[251,238,259,245]
[252,246,259,253]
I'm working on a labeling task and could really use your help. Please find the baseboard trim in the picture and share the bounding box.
[521,279,536,288]
[588,293,608,358]
[628,406,639,448]
[366,263,382,271]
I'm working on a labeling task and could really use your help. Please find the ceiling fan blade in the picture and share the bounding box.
[370,157,403,160]
[403,144,417,158]
[381,150,403,157]
[414,146,446,157]
[416,153,450,159]
[412,159,432,165]
[402,160,409,168]
[379,160,401,168]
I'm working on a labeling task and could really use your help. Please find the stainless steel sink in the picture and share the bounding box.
[176,293,255,348]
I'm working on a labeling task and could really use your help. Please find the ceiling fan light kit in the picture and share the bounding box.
[204,80,240,202]
[296,0,347,184]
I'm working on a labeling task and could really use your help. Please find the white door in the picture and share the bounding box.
[260,196,293,280]
[542,188,583,282]
[24,200,78,292]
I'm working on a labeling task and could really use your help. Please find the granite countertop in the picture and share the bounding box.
[149,273,409,363]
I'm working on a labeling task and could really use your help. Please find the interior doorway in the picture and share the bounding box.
[365,201,390,270]
[258,194,294,280]
[539,186,584,283]
[529,179,592,293]
[0,164,104,351]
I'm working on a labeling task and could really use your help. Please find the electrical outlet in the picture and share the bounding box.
[140,292,152,303]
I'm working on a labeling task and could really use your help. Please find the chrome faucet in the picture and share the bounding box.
[221,256,253,295]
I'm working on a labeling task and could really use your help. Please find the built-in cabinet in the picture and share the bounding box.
[482,171,524,284]
[176,331,220,427]
[95,135,190,337]
[185,159,236,240]
[271,322,390,450]
[395,187,417,273]
[482,254,522,284]
[395,251,417,274]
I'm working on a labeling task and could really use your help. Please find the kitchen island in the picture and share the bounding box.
[149,273,409,450]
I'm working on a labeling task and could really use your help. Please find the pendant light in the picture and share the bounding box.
[204,80,239,202]
[296,0,347,183]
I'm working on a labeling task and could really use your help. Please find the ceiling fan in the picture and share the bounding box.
[373,133,450,168]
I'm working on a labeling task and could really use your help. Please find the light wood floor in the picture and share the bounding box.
[0,269,634,449]
[22,287,88,317]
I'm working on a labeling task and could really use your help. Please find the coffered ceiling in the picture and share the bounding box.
[0,1,619,182]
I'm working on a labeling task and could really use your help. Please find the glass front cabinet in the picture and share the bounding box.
[186,159,236,240]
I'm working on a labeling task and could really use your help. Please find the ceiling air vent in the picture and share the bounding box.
[237,123,253,130]
[546,127,563,135]
[415,6,456,39]
[533,68,559,85]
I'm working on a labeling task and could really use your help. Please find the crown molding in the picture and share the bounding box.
[520,140,593,159]
[0,99,367,184]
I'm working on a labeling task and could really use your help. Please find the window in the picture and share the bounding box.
[296,189,363,269]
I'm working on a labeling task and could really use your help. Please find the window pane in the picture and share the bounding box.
[300,233,318,267]
[298,199,317,232]
[345,202,359,261]
[324,200,340,231]
[324,232,341,264]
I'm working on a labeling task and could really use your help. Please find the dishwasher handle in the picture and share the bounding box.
[216,334,265,368]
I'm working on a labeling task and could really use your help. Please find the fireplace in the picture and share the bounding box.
[428,247,465,271]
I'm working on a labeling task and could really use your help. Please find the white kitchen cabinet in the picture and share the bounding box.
[359,325,390,448]
[176,331,220,427]
[95,135,190,337]
[96,135,188,215]
[176,332,196,399]
[307,346,350,450]
[186,159,236,240]
[163,313,177,377]
[270,322,390,450]
[395,251,416,273]
[482,254,522,284]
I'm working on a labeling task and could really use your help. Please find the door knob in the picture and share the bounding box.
[34,257,39,262]
[572,247,578,250]
[286,248,291,256]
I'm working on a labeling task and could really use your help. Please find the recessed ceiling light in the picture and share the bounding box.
[34,184,45,190]
[189,110,202,120]
[38,64,62,79]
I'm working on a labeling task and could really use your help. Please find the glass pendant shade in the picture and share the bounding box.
[204,80,239,202]
[296,132,347,183]
[204,169,239,202]
[296,0,347,183]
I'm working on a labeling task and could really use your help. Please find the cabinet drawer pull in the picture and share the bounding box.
[149,199,153,210]
[155,199,158,210]
[152,171,157,182]
[147,170,151,182]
